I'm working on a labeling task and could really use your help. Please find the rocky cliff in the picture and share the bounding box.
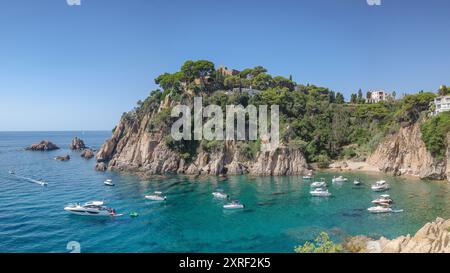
[367,123,450,181]
[345,217,450,253]
[96,111,309,176]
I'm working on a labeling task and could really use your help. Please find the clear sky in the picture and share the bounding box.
[1,0,449,131]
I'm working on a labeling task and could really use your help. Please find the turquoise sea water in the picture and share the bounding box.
[0,131,450,253]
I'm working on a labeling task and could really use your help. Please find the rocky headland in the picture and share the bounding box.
[96,114,308,175]
[93,61,450,180]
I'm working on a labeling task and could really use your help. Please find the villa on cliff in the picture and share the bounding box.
[217,66,240,77]
[366,90,393,103]
[434,95,450,115]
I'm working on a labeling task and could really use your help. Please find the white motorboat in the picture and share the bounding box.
[311,178,327,188]
[64,201,121,217]
[302,175,313,180]
[8,170,15,175]
[332,176,348,183]
[371,180,390,192]
[310,187,331,197]
[367,205,393,213]
[372,194,393,205]
[212,190,229,199]
[223,200,244,209]
[37,179,48,186]
[104,179,115,186]
[353,180,361,185]
[145,191,167,201]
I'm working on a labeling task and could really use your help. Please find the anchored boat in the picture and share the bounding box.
[223,200,245,209]
[104,179,115,186]
[64,201,122,217]
[310,187,332,197]
[212,189,229,199]
[332,176,348,183]
[371,180,390,192]
[311,178,327,188]
[372,194,393,205]
[145,191,167,201]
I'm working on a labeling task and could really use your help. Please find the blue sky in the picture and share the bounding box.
[0,0,449,131]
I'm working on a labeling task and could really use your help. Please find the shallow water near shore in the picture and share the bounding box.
[1,131,450,253]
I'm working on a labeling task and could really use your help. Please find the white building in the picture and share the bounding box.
[367,90,393,103]
[434,95,450,115]
[230,87,261,96]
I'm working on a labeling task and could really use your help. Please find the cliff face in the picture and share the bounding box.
[367,123,449,181]
[96,112,309,176]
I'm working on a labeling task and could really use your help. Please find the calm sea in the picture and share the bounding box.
[0,131,449,253]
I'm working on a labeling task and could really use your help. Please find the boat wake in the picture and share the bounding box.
[10,173,48,186]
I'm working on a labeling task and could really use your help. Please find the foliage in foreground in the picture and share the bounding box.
[294,232,343,253]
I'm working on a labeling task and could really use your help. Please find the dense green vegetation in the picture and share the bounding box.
[421,111,450,161]
[294,232,343,253]
[128,60,441,164]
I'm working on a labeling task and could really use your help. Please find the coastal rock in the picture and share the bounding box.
[26,140,60,151]
[96,162,108,172]
[348,218,450,253]
[54,155,70,161]
[80,149,94,159]
[96,111,309,176]
[250,148,308,176]
[367,123,448,180]
[70,137,87,150]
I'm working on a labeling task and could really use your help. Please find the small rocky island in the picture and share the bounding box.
[26,140,60,151]
[69,137,87,150]
[81,149,94,159]
[54,155,70,161]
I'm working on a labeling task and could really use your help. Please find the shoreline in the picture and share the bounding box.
[108,162,445,183]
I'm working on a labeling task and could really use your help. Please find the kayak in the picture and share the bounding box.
[130,212,139,217]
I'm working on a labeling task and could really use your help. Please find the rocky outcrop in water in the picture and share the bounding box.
[345,218,450,253]
[54,155,70,161]
[367,123,449,181]
[81,149,94,159]
[96,112,309,176]
[70,137,87,150]
[26,140,60,151]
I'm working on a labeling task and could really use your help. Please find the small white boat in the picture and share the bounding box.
[145,191,167,201]
[371,180,390,192]
[8,170,15,175]
[104,179,115,186]
[212,191,229,199]
[302,175,313,180]
[37,179,48,186]
[367,205,393,213]
[311,178,327,188]
[332,176,348,183]
[64,200,121,217]
[353,180,361,185]
[310,187,331,197]
[372,194,393,205]
[223,200,244,209]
